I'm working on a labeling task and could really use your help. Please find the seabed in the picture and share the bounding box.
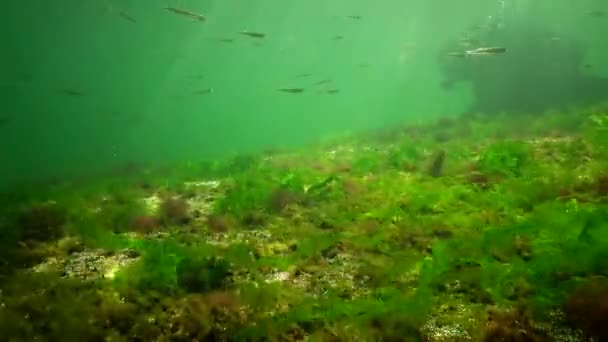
[1,106,608,341]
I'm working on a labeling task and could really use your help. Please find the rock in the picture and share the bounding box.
[33,248,140,280]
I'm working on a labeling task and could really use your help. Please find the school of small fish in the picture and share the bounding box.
[1,1,604,126]
[53,7,374,100]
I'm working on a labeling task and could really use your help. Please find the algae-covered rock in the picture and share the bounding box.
[176,256,231,293]
[33,248,140,280]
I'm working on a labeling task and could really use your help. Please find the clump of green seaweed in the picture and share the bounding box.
[477,140,531,177]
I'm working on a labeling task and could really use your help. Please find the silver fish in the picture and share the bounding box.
[165,7,206,22]
[447,46,507,57]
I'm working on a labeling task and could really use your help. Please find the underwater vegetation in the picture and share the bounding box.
[1,106,608,340]
[476,141,531,177]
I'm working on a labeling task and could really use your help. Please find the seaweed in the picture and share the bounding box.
[2,106,608,341]
[17,201,67,242]
[176,256,231,293]
[387,138,423,171]
[113,240,183,294]
[564,277,608,340]
[481,306,548,341]
[97,188,148,233]
[158,196,190,225]
[477,141,532,177]
[214,172,273,220]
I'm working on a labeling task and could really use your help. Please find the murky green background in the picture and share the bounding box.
[2,0,607,186]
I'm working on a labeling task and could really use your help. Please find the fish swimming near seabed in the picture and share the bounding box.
[588,10,607,17]
[467,47,506,55]
[447,46,507,57]
[119,11,137,24]
[62,89,85,96]
[239,31,266,39]
[193,88,213,95]
[313,79,332,86]
[295,73,313,78]
[165,7,206,22]
[278,88,304,94]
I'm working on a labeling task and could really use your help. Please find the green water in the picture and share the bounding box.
[2,0,607,186]
[2,2,608,340]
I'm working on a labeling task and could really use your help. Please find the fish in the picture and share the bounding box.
[314,79,332,85]
[119,11,137,24]
[239,31,266,39]
[358,63,370,68]
[447,46,507,57]
[326,89,340,94]
[165,7,206,22]
[466,47,506,55]
[62,89,85,96]
[427,150,446,178]
[219,39,234,43]
[346,15,362,20]
[193,88,213,95]
[278,88,304,94]
[588,10,607,17]
[332,35,344,40]
[295,73,313,78]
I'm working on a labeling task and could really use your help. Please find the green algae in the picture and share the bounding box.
[1,106,608,340]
